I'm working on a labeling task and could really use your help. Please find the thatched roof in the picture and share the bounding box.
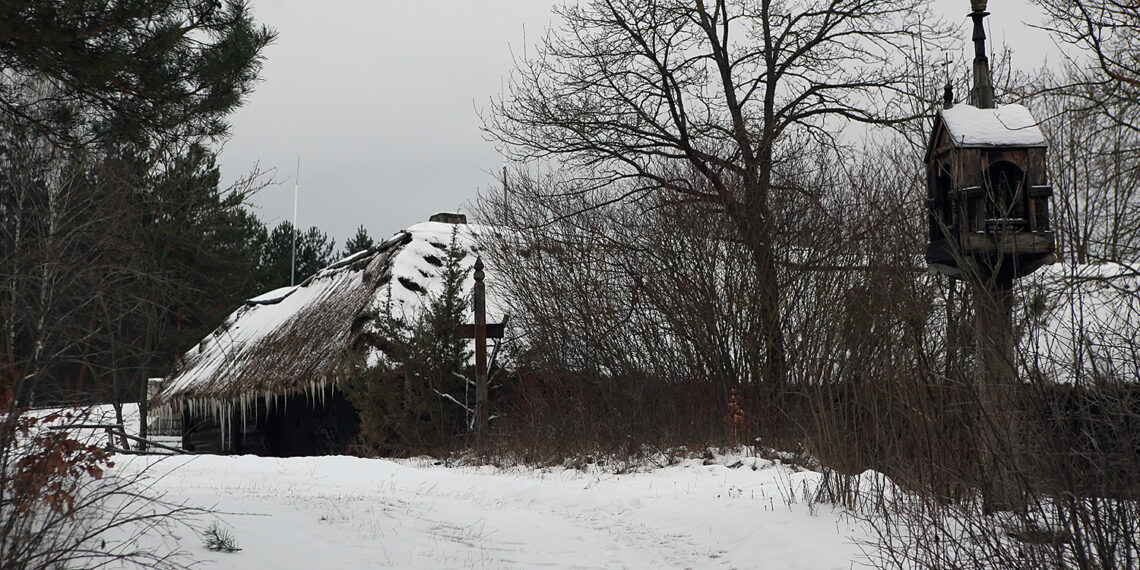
[159,221,488,404]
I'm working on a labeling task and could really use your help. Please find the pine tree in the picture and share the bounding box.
[342,225,375,257]
[137,143,267,364]
[0,1,275,148]
[342,229,473,454]
[0,1,274,405]
[256,222,336,290]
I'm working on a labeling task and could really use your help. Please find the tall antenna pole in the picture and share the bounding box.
[291,155,300,286]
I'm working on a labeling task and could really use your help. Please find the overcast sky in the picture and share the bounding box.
[218,1,1060,248]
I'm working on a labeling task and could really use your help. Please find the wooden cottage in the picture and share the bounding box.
[155,215,489,456]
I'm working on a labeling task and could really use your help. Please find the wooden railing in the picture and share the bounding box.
[48,423,189,455]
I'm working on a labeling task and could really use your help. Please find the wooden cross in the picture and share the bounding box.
[456,257,505,440]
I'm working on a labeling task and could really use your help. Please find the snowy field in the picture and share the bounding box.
[111,452,873,569]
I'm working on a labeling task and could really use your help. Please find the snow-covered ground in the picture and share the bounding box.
[111,452,872,569]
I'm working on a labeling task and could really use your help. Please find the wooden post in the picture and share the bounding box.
[456,259,506,442]
[972,267,1022,511]
[975,274,1016,393]
[473,258,489,441]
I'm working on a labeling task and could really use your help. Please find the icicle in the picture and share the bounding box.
[222,399,228,451]
[240,393,248,436]
[223,399,229,451]
[214,399,223,450]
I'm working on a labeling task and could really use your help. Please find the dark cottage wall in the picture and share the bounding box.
[182,389,360,456]
[274,390,360,456]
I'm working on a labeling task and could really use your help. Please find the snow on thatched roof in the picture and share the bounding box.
[159,221,492,404]
[937,104,1046,148]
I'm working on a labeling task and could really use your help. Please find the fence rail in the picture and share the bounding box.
[49,423,189,455]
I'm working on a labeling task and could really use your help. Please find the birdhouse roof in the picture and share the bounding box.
[936,103,1046,148]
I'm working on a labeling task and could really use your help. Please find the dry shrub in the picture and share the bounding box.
[473,138,1140,568]
[1,406,199,569]
[488,367,732,464]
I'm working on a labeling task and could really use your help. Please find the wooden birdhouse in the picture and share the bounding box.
[924,3,1055,282]
[924,104,1056,280]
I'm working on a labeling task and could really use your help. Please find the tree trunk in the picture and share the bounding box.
[754,239,786,388]
[742,146,786,389]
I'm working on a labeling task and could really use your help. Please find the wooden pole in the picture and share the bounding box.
[973,268,1022,511]
[473,258,489,441]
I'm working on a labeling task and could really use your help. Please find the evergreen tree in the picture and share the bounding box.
[0,123,269,401]
[137,143,267,364]
[0,0,275,403]
[0,1,275,148]
[342,230,472,454]
[342,225,375,257]
[256,222,336,290]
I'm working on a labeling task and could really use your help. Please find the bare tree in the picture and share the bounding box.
[1034,89,1140,263]
[474,169,774,450]
[1032,0,1139,178]
[0,112,141,407]
[1024,2,1140,263]
[474,133,943,454]
[1034,0,1140,96]
[488,0,948,386]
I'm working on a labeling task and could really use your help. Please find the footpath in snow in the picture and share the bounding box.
[114,452,872,569]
